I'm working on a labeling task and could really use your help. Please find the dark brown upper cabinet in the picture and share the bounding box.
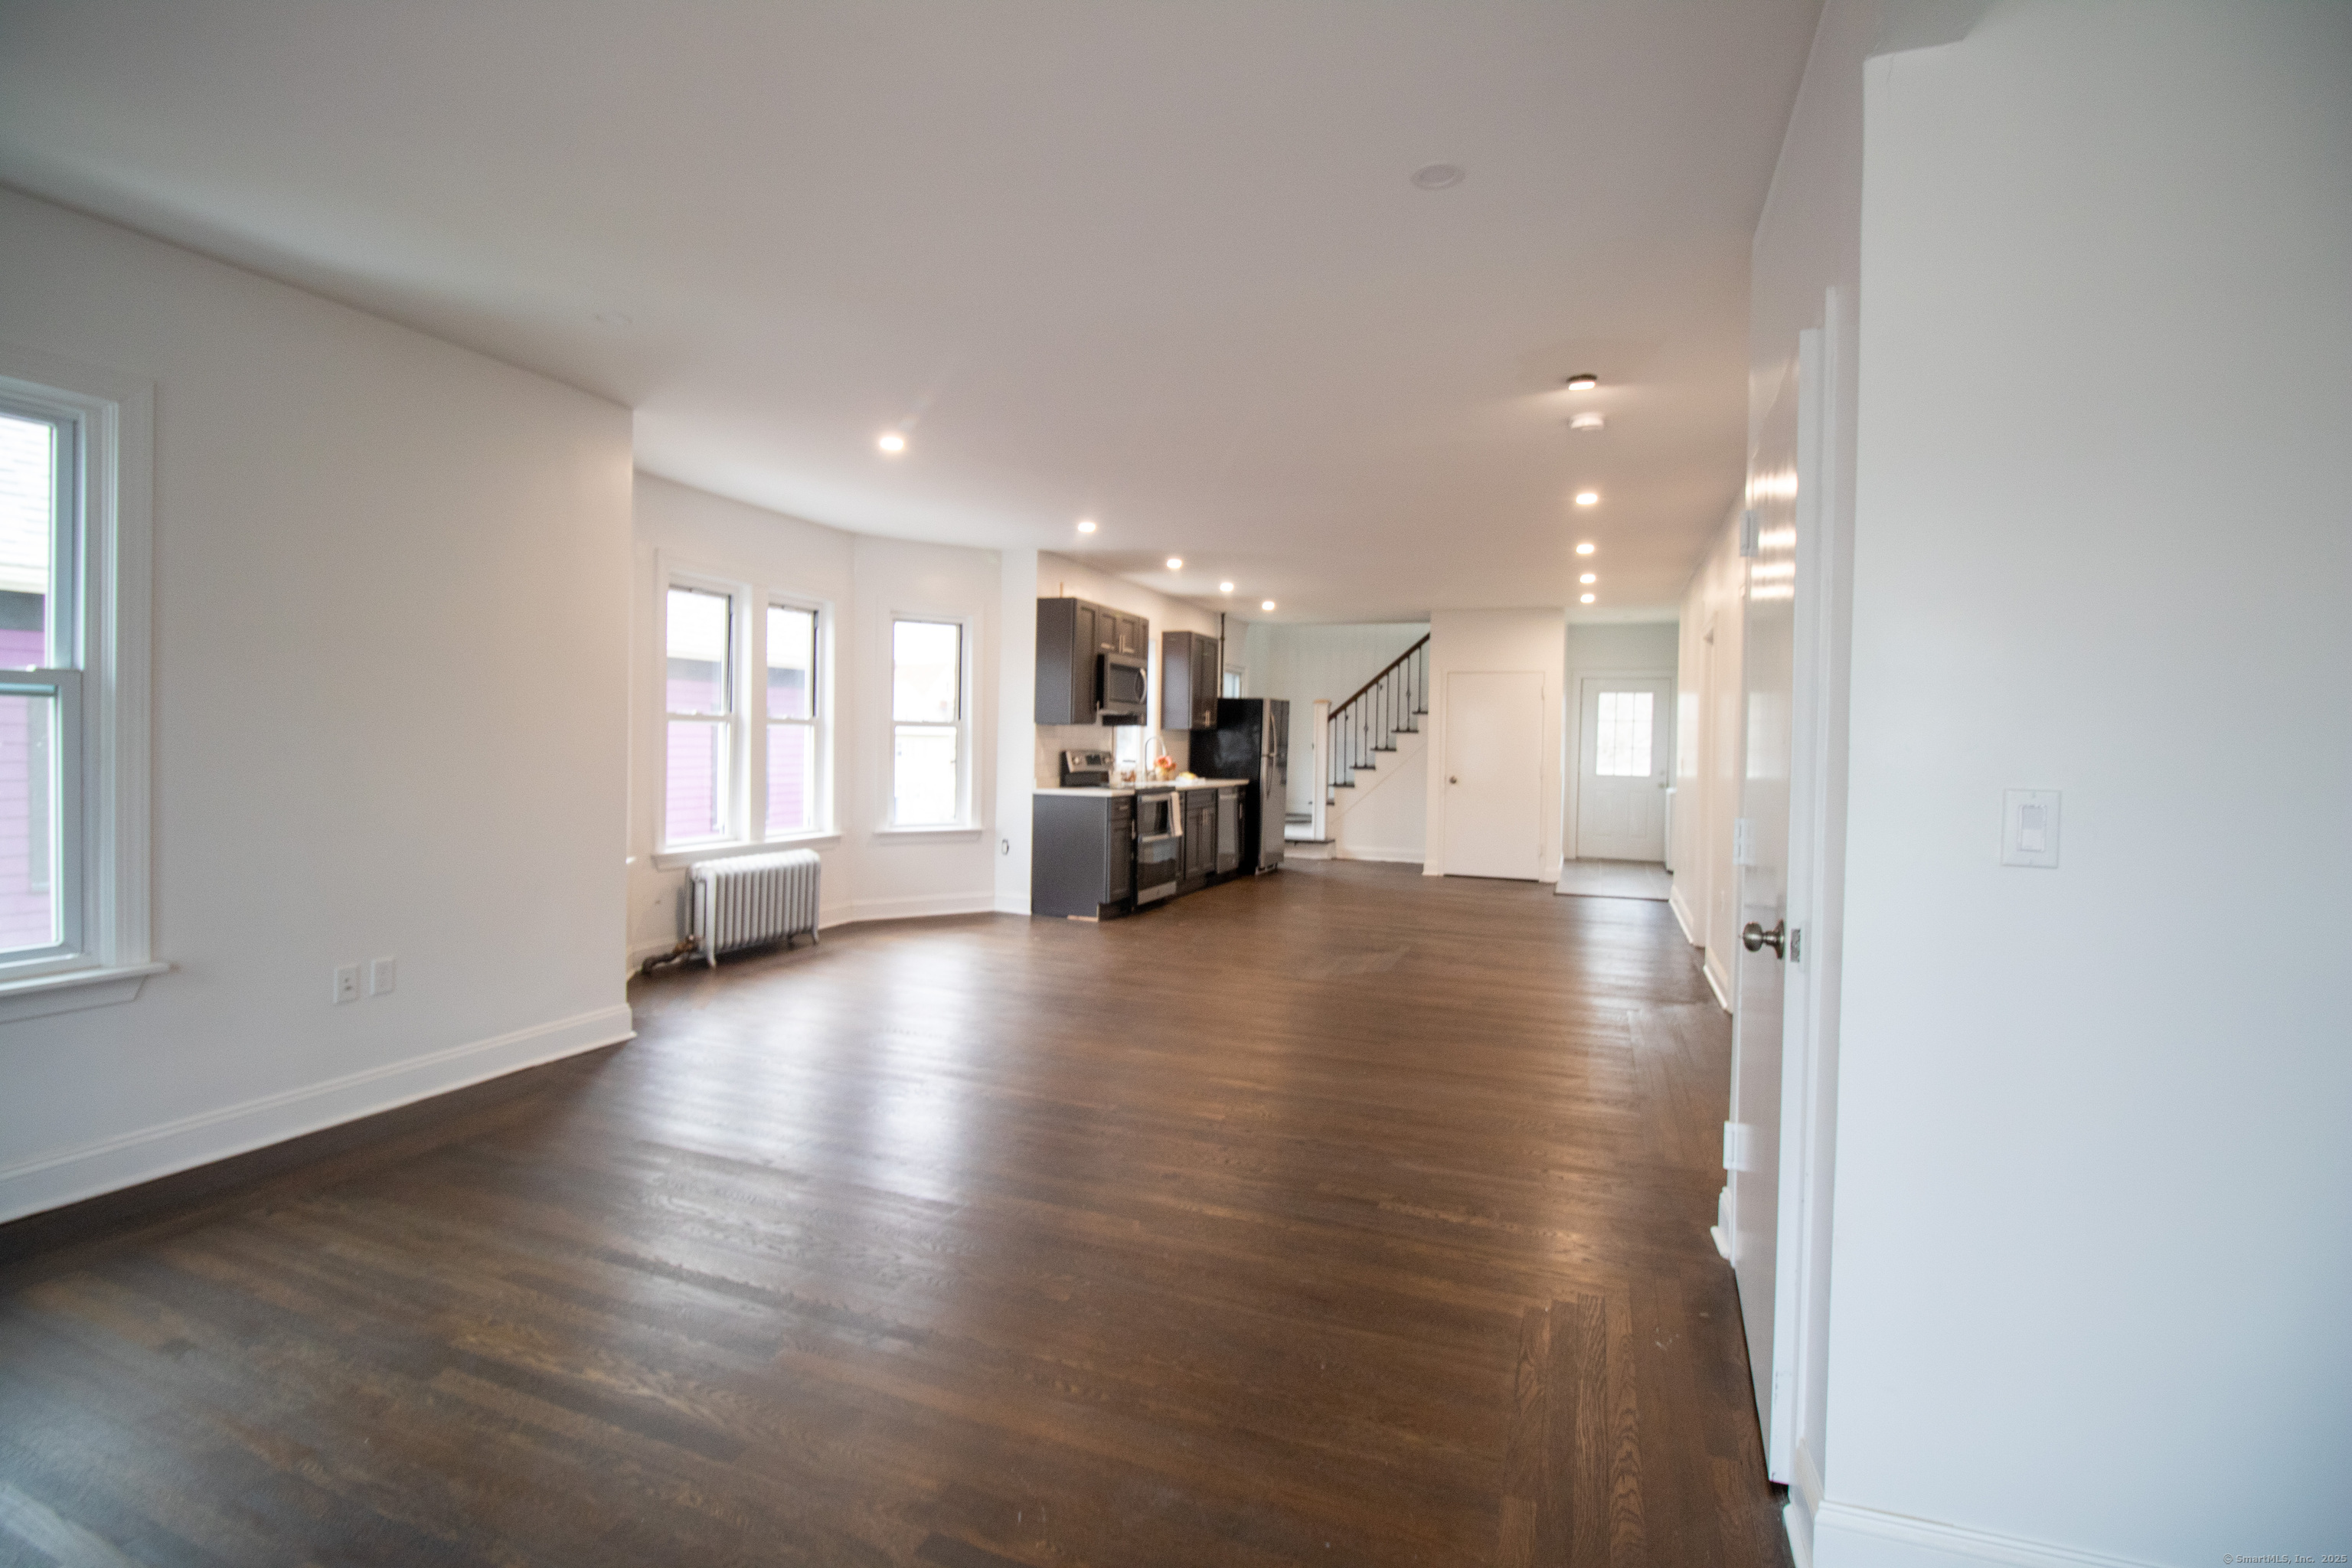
[1037,597,1152,725]
[1162,630,1221,732]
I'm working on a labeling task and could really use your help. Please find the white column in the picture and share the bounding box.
[992,547,1038,913]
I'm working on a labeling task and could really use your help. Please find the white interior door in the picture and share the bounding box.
[1442,670,1544,880]
[1575,675,1671,861]
[1729,362,1801,1480]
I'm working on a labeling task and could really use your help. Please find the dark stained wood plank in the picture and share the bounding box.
[0,861,1787,1568]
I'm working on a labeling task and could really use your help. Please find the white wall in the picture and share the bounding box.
[1423,609,1566,882]
[629,475,1004,957]
[1032,554,1222,782]
[1563,620,1678,863]
[0,188,633,1221]
[1250,622,1429,815]
[1671,513,1747,1004]
[1819,5,2352,1562]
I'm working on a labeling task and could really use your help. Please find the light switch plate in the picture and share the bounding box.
[2002,789,2061,868]
[333,964,360,1005]
[368,956,397,997]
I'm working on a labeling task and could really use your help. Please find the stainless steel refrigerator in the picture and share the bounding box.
[1191,697,1288,874]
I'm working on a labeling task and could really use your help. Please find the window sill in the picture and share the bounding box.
[652,834,841,873]
[871,825,985,842]
[0,960,170,1025]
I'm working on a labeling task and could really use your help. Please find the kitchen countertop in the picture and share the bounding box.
[1037,778,1249,797]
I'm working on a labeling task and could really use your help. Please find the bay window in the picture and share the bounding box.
[0,348,157,1019]
[659,571,831,855]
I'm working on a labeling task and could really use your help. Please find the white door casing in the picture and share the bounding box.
[1574,674,1672,862]
[1728,345,1802,1482]
[1441,670,1544,880]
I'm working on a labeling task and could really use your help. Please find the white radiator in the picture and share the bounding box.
[689,849,822,966]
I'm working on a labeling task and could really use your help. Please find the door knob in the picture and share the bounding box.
[1742,920,1786,959]
[1449,776,1459,784]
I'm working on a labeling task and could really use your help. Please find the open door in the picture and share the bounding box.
[1726,346,1805,1481]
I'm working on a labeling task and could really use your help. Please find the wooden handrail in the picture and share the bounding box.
[1329,634,1430,720]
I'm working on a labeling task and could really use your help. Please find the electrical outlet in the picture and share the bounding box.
[368,956,397,997]
[333,964,361,1005]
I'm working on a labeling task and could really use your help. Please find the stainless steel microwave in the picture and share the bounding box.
[1097,652,1148,722]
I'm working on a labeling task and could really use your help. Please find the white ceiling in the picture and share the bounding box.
[0,0,1820,624]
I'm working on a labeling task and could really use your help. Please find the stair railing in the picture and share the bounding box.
[1325,634,1430,805]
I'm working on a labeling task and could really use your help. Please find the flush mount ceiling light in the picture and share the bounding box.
[1410,162,1465,190]
[1261,599,1277,612]
[1166,557,1184,570]
[1076,518,1097,534]
[1575,491,1600,506]
[1580,572,1597,585]
[1580,593,1596,604]
[1564,372,1599,390]
[1569,412,1606,433]
[1219,581,1235,593]
[1576,541,1596,555]
[876,432,906,455]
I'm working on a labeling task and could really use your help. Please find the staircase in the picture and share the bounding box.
[1325,634,1429,806]
[1283,635,1430,858]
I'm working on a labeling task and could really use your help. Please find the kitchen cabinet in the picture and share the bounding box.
[1032,792,1136,917]
[1161,630,1221,732]
[1037,597,1151,725]
[1215,786,1243,876]
[1180,789,1218,893]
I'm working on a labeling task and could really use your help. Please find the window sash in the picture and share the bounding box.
[0,668,83,965]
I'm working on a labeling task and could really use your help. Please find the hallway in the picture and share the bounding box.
[0,864,1785,1566]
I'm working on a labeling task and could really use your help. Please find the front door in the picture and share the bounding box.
[1575,675,1671,861]
[1442,670,1544,880]
[1729,361,1801,1479]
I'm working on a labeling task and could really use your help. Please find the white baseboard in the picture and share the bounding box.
[1334,844,1424,864]
[1784,1449,1826,1568]
[0,1004,634,1224]
[1668,880,1702,946]
[837,890,1000,924]
[1811,1502,2164,1568]
[1703,951,1733,1012]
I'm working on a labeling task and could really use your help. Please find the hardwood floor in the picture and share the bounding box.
[0,861,1787,1567]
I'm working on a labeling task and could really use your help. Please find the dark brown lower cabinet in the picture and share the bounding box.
[1180,789,1217,892]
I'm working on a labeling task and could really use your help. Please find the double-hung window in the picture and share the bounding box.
[0,402,80,960]
[660,574,831,854]
[0,348,155,1018]
[663,585,735,847]
[764,603,819,836]
[890,619,965,827]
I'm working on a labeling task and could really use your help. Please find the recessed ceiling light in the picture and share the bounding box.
[1219,581,1235,593]
[877,432,906,455]
[1564,372,1599,390]
[1076,518,1097,534]
[1166,557,1184,570]
[1576,541,1596,555]
[1575,491,1599,506]
[1569,412,1606,432]
[1580,572,1597,585]
[1410,162,1465,191]
[1580,593,1596,604]
[1261,599,1277,612]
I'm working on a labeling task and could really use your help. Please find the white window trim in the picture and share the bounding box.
[0,342,160,1022]
[884,609,978,833]
[653,554,837,869]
